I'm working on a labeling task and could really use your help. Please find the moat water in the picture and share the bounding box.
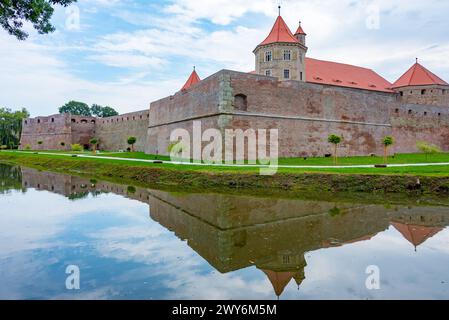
[1,163,449,300]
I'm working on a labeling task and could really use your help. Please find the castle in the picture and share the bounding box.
[20,13,449,158]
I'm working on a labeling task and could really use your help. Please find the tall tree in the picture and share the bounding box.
[0,0,77,40]
[59,101,91,116]
[91,104,119,118]
[0,107,29,148]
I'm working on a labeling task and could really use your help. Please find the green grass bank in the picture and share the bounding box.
[2,151,449,197]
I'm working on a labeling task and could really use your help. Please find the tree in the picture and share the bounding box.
[89,138,98,153]
[383,136,394,164]
[416,141,441,161]
[328,134,342,165]
[0,0,77,40]
[91,104,119,118]
[59,101,91,116]
[127,136,137,152]
[0,107,29,149]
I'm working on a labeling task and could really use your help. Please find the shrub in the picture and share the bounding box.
[0,145,7,150]
[71,144,83,152]
[416,141,441,161]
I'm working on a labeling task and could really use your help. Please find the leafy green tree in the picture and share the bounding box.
[328,134,342,165]
[383,136,394,164]
[0,107,29,149]
[0,0,77,40]
[59,101,91,116]
[127,136,137,152]
[91,104,119,118]
[416,141,441,161]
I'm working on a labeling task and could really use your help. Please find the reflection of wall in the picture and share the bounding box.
[18,167,449,292]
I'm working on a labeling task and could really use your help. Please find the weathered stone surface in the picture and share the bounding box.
[20,110,149,152]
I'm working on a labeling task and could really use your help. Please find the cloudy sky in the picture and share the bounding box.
[1,0,449,117]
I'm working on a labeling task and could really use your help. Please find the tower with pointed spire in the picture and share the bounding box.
[253,7,308,82]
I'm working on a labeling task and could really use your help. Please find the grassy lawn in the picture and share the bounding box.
[23,150,449,166]
[2,150,449,176]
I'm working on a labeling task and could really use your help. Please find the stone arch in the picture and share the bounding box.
[234,94,248,111]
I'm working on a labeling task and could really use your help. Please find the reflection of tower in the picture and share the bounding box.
[258,252,307,298]
[391,222,443,252]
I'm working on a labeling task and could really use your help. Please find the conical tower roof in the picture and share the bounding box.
[392,60,448,88]
[257,15,299,47]
[181,68,201,91]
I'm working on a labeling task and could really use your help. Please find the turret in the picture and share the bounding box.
[253,8,308,82]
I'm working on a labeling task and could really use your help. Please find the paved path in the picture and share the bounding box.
[4,151,449,170]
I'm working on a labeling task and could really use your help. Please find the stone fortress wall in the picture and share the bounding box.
[20,110,149,152]
[147,70,449,158]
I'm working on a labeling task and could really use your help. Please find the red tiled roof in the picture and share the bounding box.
[181,69,201,91]
[392,62,449,88]
[294,23,306,36]
[258,15,299,47]
[305,57,394,93]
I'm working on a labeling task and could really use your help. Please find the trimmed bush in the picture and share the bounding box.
[71,144,83,152]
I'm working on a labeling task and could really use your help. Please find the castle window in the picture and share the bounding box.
[300,72,303,81]
[71,119,76,123]
[400,91,404,96]
[408,110,412,115]
[395,108,399,113]
[424,111,428,116]
[25,120,28,125]
[283,69,290,80]
[438,113,441,116]
[51,118,54,123]
[265,69,272,77]
[443,89,447,95]
[283,50,291,61]
[234,94,248,111]
[80,119,88,123]
[91,120,96,124]
[37,119,40,124]
[265,51,272,62]
[421,89,426,95]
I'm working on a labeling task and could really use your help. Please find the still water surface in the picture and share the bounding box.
[1,164,449,300]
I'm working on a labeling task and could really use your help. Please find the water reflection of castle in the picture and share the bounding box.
[19,167,449,298]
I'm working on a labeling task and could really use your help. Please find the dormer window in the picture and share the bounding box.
[283,69,290,80]
[265,51,272,62]
[283,50,291,61]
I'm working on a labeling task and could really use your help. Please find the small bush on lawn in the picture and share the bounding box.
[71,144,83,152]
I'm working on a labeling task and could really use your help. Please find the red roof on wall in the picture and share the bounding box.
[305,57,394,93]
[258,15,299,47]
[392,62,449,88]
[181,69,201,91]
